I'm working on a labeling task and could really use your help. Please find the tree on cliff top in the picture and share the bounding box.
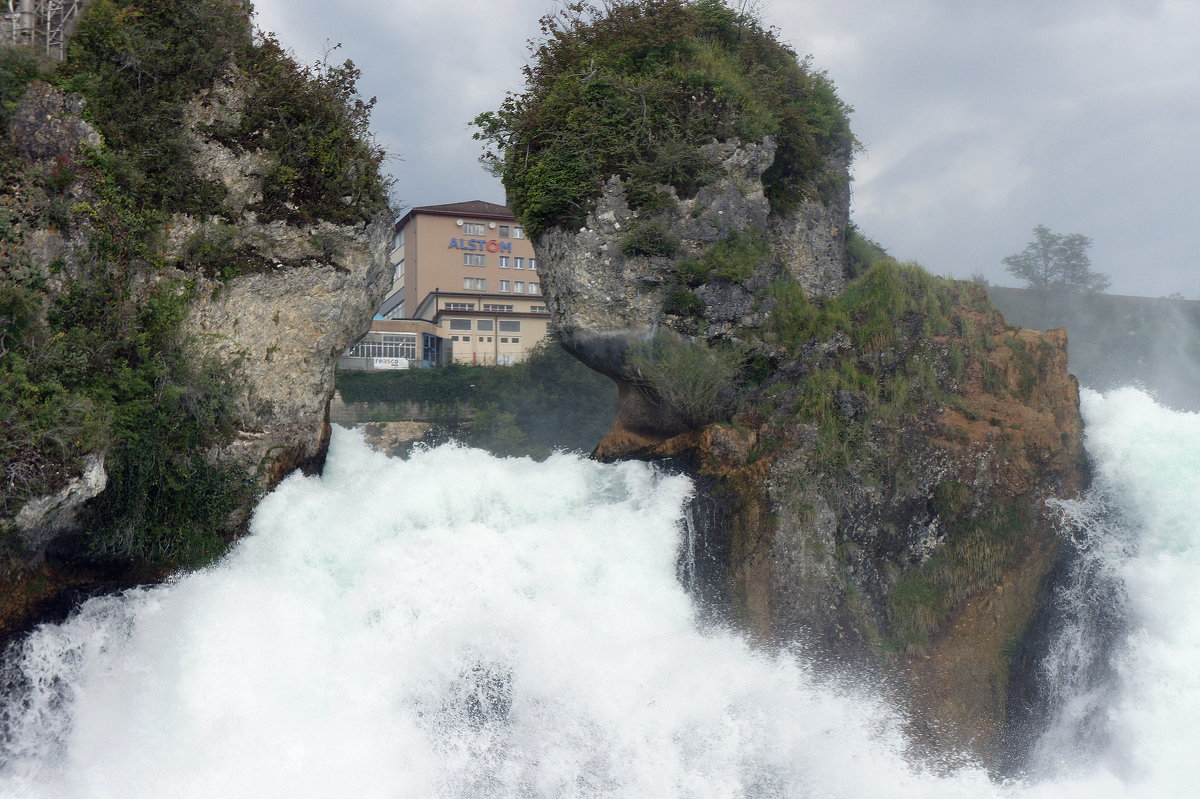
[1003,225,1110,295]
[473,0,855,237]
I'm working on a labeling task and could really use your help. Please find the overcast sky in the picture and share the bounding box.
[251,0,1199,298]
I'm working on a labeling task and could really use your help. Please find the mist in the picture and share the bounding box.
[987,287,1200,411]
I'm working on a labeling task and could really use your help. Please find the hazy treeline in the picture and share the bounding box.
[335,341,616,458]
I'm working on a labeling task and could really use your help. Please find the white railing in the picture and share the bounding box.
[2,0,84,60]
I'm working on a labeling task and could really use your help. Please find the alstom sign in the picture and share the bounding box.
[447,238,512,253]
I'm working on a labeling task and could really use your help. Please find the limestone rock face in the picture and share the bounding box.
[2,76,390,566]
[178,218,392,484]
[13,455,107,560]
[537,137,850,438]
[7,81,102,162]
[540,138,848,337]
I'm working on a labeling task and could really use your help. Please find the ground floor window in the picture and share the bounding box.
[347,333,417,359]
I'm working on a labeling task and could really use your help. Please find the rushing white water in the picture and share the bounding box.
[0,387,1196,798]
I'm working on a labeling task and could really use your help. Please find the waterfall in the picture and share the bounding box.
[0,388,1196,798]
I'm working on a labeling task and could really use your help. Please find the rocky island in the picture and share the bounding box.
[476,0,1086,765]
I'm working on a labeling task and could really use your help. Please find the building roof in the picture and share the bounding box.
[396,200,514,229]
[375,289,405,319]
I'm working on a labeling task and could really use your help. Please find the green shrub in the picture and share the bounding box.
[677,226,770,285]
[753,261,988,469]
[60,0,388,224]
[474,0,855,237]
[0,47,46,130]
[621,219,680,257]
[627,334,738,428]
[662,286,706,317]
[181,222,269,279]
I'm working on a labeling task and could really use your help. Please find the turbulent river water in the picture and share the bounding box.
[0,387,1196,798]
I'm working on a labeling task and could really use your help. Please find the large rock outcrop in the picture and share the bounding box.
[1,1,391,637]
[542,136,851,440]
[484,0,1087,767]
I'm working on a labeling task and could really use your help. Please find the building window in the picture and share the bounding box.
[463,222,485,235]
[500,338,508,343]
[528,283,540,294]
[392,229,405,249]
[531,305,548,313]
[477,319,494,331]
[498,225,510,237]
[513,257,524,269]
[499,320,521,333]
[498,280,510,292]
[483,304,513,312]
[463,278,486,291]
[463,253,486,267]
[529,259,537,271]
[393,259,404,283]
[512,227,525,239]
[498,256,509,269]
[513,281,525,293]
[445,302,475,311]
[346,333,417,359]
[449,319,471,331]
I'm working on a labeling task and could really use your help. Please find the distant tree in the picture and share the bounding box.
[1003,225,1110,294]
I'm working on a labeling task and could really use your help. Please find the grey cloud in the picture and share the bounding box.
[252,0,1199,298]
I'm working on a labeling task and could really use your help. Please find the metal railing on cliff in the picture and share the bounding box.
[3,0,85,61]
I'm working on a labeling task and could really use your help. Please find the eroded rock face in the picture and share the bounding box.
[537,137,850,438]
[540,139,849,334]
[2,72,390,630]
[587,291,1086,767]
[178,217,392,485]
[13,455,107,560]
[8,81,102,162]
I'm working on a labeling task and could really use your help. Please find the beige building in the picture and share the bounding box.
[375,200,551,366]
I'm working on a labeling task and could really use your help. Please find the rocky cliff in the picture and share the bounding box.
[1,0,390,635]
[481,0,1087,767]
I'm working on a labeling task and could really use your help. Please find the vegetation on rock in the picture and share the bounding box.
[59,0,389,224]
[627,334,739,428]
[473,0,855,237]
[1,0,389,569]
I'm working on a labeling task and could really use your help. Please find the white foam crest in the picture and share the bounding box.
[0,430,1000,798]
[1,391,1197,798]
[1065,389,1200,791]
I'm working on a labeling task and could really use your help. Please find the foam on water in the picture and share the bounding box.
[0,388,1196,798]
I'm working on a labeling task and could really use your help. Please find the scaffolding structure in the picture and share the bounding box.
[3,1,85,61]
